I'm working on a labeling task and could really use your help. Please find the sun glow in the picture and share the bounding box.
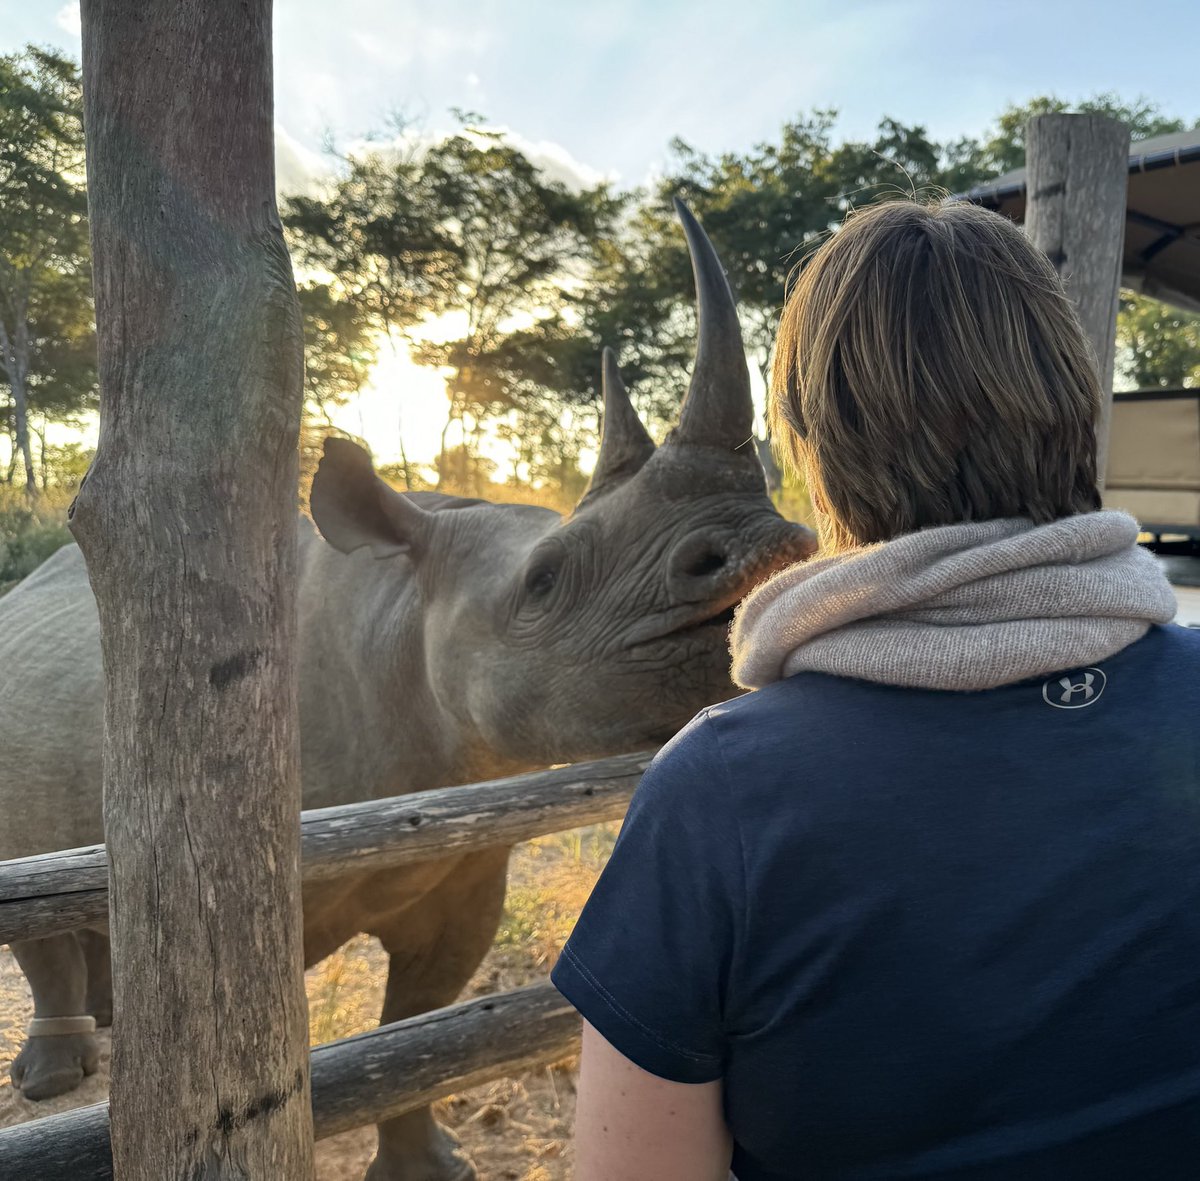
[327,328,456,469]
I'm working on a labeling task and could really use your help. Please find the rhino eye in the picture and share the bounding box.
[525,565,558,599]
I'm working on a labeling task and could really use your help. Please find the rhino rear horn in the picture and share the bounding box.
[583,347,655,498]
[311,437,431,559]
[672,198,754,451]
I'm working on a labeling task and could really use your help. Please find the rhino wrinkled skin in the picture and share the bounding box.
[0,203,814,1180]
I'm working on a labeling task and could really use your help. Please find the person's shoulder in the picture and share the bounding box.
[1110,624,1200,707]
[640,706,728,790]
[1112,622,1200,673]
[698,673,906,799]
[1150,621,1200,654]
[706,671,902,737]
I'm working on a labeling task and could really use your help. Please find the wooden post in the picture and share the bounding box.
[72,2,314,1177]
[1024,113,1130,490]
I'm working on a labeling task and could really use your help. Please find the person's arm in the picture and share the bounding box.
[574,1022,733,1181]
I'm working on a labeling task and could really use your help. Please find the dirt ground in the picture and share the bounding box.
[0,824,617,1180]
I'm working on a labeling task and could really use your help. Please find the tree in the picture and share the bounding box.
[296,281,375,419]
[285,147,460,340]
[284,144,463,484]
[412,122,618,481]
[1117,295,1200,389]
[0,46,94,494]
[949,96,1198,394]
[653,113,955,391]
[947,93,1188,184]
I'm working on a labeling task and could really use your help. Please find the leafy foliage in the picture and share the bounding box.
[1118,296,1200,389]
[3,49,1199,510]
[0,46,95,494]
[295,282,375,417]
[0,484,73,595]
[947,94,1187,180]
[287,118,621,485]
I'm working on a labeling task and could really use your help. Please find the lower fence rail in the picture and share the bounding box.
[0,982,579,1179]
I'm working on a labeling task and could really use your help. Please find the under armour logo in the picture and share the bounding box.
[1042,668,1107,710]
[1058,674,1095,702]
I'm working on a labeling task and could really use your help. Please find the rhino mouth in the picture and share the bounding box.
[671,602,738,637]
[625,593,745,650]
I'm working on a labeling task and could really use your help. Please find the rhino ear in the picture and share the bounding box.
[310,437,431,559]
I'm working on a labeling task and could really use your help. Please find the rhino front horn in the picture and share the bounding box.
[672,197,754,452]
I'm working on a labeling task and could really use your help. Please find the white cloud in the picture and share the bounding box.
[493,129,613,192]
[275,125,333,199]
[55,2,81,39]
[329,123,610,195]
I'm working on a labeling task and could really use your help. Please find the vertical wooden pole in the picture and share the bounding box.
[72,2,314,1178]
[1024,113,1130,490]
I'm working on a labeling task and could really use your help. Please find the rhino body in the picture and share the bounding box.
[0,206,814,1180]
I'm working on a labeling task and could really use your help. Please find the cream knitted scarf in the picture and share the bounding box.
[730,512,1178,692]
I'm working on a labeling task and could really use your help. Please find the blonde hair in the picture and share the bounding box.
[771,200,1102,553]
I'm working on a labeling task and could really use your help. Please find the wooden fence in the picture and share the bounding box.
[0,750,651,1177]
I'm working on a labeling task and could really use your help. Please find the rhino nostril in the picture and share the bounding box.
[686,551,727,578]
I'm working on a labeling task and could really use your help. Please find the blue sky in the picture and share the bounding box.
[10,0,1200,191]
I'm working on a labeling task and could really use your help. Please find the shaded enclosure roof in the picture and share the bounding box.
[963,129,1200,312]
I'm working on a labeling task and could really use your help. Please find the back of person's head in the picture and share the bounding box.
[771,199,1103,553]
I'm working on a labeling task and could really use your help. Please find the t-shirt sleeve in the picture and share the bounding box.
[551,709,743,1083]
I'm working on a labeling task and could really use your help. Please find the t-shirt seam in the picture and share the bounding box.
[558,943,721,1065]
[700,705,744,1027]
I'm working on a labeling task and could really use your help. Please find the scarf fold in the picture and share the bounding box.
[730,512,1178,692]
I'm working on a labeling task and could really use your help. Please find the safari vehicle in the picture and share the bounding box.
[1104,386,1200,627]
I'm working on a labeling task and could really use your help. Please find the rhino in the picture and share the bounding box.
[0,204,814,1180]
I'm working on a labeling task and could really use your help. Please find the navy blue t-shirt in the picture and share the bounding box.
[552,624,1200,1179]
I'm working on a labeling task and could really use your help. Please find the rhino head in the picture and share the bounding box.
[310,201,816,767]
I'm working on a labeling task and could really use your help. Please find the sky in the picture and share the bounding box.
[5,0,1200,466]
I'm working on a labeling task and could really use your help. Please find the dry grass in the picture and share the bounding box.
[0,486,75,597]
[304,825,618,1179]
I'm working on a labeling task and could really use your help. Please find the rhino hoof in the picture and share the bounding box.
[11,1033,99,1100]
[364,1124,476,1181]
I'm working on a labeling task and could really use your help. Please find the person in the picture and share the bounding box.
[551,199,1200,1180]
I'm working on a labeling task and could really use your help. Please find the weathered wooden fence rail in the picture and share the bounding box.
[0,983,578,1180]
[0,751,644,1166]
[0,751,652,946]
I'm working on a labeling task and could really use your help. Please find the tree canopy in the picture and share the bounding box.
[0,46,94,494]
[2,47,1198,505]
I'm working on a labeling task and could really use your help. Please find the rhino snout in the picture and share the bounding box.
[666,530,737,602]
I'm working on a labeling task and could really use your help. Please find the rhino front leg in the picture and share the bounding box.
[77,928,113,1027]
[10,934,100,1100]
[365,847,510,1181]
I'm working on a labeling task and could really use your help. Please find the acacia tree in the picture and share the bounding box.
[411,123,617,483]
[284,147,461,484]
[286,120,617,489]
[570,96,1198,433]
[0,47,93,494]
